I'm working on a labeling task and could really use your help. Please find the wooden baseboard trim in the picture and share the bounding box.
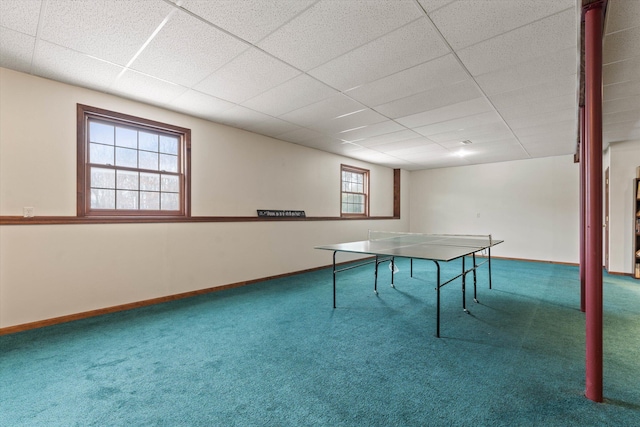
[0,263,338,336]
[2,256,630,336]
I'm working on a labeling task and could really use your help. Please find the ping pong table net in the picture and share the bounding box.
[367,231,493,249]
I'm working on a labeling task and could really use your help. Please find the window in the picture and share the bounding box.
[341,164,369,217]
[77,104,190,217]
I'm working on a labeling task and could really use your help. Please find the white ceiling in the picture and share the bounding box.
[0,0,638,170]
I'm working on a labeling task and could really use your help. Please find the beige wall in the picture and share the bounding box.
[409,156,580,264]
[0,68,409,328]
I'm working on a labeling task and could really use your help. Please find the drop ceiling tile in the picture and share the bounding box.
[507,108,575,131]
[522,140,575,157]
[294,135,345,151]
[170,90,237,121]
[603,56,640,86]
[194,47,301,103]
[413,111,503,138]
[498,93,576,122]
[345,54,468,107]
[370,137,439,154]
[605,0,640,34]
[337,120,406,142]
[278,94,363,127]
[257,0,422,71]
[488,74,577,111]
[0,0,41,35]
[356,130,425,148]
[181,0,315,43]
[510,114,578,137]
[604,119,640,134]
[604,80,640,102]
[241,116,300,138]
[277,128,327,144]
[603,95,640,115]
[308,17,450,91]
[513,120,578,140]
[429,0,573,50]
[416,0,456,14]
[131,9,249,87]
[307,108,388,135]
[39,0,175,65]
[111,69,188,106]
[603,26,640,66]
[604,127,640,145]
[437,130,517,147]
[426,121,512,144]
[457,8,577,77]
[213,105,275,129]
[475,47,577,96]
[375,79,482,119]
[32,41,124,92]
[466,146,530,164]
[0,27,35,73]
[242,74,338,117]
[604,108,640,125]
[344,148,404,165]
[395,97,494,128]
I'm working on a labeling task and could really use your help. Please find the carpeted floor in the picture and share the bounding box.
[1,258,639,426]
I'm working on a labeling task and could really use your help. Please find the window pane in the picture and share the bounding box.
[356,183,363,193]
[115,127,137,148]
[89,122,114,145]
[117,170,139,190]
[140,172,160,191]
[161,193,179,211]
[161,174,179,192]
[139,150,159,170]
[357,174,363,184]
[116,147,137,168]
[342,202,348,212]
[160,154,178,172]
[140,191,160,210]
[90,143,114,165]
[91,189,115,209]
[139,132,158,152]
[159,135,179,154]
[91,167,115,189]
[116,190,138,210]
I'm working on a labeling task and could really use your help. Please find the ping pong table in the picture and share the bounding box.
[315,231,503,337]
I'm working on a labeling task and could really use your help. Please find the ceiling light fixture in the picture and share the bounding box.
[461,140,472,145]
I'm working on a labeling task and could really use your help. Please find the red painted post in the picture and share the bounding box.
[584,1,604,403]
[580,106,585,313]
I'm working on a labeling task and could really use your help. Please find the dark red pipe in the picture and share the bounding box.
[584,1,604,403]
[580,106,585,313]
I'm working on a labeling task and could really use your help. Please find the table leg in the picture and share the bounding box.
[333,251,337,308]
[434,261,441,338]
[462,256,468,313]
[473,252,478,303]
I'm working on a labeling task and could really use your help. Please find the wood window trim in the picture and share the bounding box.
[77,104,191,218]
[340,164,370,218]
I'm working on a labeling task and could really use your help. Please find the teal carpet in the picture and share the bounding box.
[1,259,639,426]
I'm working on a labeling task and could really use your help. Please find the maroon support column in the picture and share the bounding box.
[580,106,586,313]
[584,2,604,403]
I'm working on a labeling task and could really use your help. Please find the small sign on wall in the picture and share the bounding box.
[257,210,306,218]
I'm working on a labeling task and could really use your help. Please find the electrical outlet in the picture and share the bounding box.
[23,207,34,218]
